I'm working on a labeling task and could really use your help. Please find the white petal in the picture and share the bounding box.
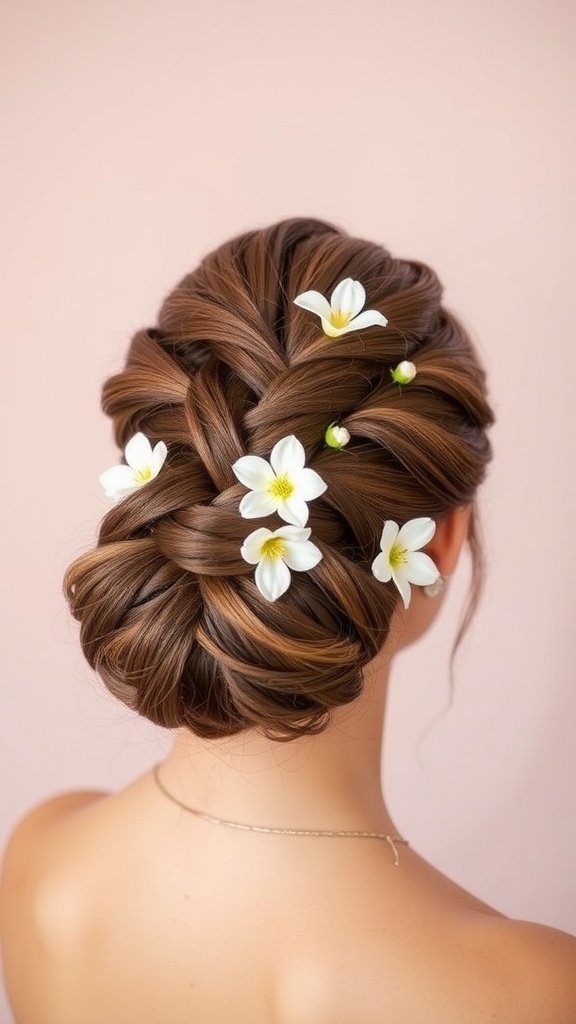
[150,440,168,475]
[232,454,275,490]
[274,525,311,542]
[255,557,291,602]
[378,521,399,557]
[238,490,278,519]
[293,466,327,500]
[396,517,436,552]
[282,539,323,571]
[278,494,309,527]
[293,290,332,321]
[338,309,388,334]
[330,278,365,318]
[240,528,273,564]
[405,552,440,586]
[99,464,139,498]
[124,432,153,471]
[392,569,412,609]
[270,434,305,475]
[371,551,392,583]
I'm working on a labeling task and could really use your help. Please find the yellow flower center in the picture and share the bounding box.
[261,537,286,560]
[329,309,353,329]
[389,544,408,569]
[269,473,294,500]
[135,466,153,482]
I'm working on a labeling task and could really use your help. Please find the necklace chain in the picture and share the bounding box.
[152,763,409,867]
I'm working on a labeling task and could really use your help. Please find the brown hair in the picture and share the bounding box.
[63,217,494,742]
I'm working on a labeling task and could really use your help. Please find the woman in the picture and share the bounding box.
[2,217,575,1023]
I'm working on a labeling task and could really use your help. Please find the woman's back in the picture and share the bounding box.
[3,773,576,1024]
[5,219,575,1022]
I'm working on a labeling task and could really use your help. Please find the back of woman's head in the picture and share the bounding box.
[64,216,494,742]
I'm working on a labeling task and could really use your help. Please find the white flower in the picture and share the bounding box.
[390,360,417,385]
[232,434,327,527]
[324,422,350,450]
[99,431,168,501]
[241,525,323,602]
[293,278,388,338]
[371,517,440,609]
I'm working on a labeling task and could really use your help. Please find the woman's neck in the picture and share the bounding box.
[159,651,399,837]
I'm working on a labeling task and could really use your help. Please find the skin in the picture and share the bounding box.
[2,505,576,1023]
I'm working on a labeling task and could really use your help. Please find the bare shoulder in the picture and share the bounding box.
[1,788,108,923]
[0,790,108,1023]
[476,915,576,1024]
[395,850,576,1023]
[402,911,576,1024]
[1,788,107,882]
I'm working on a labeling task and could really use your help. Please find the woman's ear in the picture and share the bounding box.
[426,504,472,577]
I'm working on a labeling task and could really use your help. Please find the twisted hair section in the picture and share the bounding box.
[63,217,494,741]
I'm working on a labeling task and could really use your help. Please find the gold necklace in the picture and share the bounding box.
[152,763,409,867]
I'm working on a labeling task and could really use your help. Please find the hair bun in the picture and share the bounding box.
[64,217,493,741]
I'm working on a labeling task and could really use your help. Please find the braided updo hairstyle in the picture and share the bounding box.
[63,217,494,742]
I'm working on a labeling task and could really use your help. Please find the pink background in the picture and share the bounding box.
[2,0,575,1014]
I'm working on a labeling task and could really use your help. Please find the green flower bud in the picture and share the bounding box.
[324,422,351,449]
[390,360,417,385]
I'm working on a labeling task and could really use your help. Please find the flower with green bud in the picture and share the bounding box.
[324,422,351,450]
[390,360,417,385]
